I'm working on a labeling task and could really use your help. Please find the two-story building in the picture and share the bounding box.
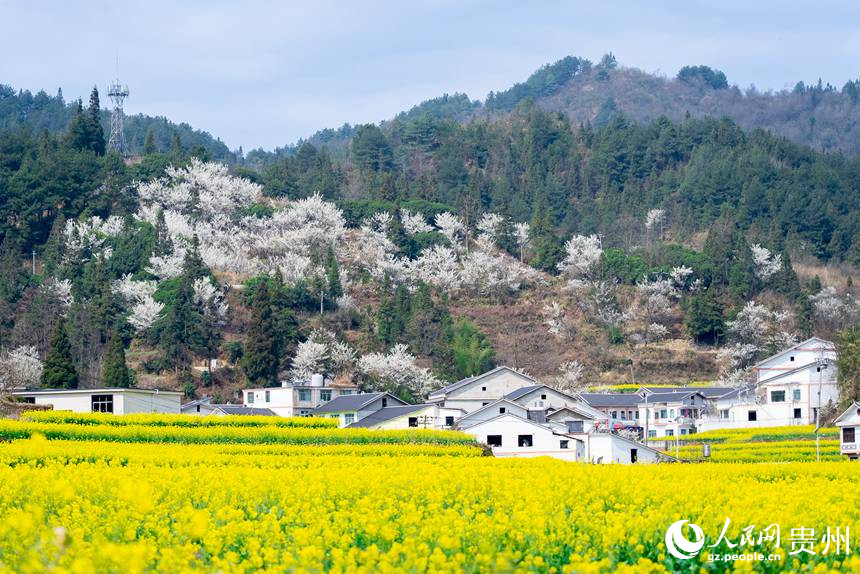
[697,338,839,431]
[638,390,707,438]
[835,402,860,460]
[242,374,359,417]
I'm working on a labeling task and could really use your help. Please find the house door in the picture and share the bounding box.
[630,448,638,463]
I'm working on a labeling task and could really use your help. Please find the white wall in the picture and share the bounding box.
[458,401,528,428]
[441,370,536,413]
[464,415,578,461]
[755,339,835,382]
[588,434,662,464]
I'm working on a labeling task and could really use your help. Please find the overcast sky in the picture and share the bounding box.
[2,1,858,151]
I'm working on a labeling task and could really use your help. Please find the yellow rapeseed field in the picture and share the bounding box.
[0,414,857,573]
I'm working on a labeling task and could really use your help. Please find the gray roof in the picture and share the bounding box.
[212,405,277,416]
[347,404,430,428]
[428,366,534,398]
[641,386,732,399]
[313,393,388,414]
[710,383,757,402]
[580,393,642,408]
[503,385,544,401]
[639,391,707,404]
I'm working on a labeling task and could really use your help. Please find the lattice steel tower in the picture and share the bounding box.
[107,66,129,156]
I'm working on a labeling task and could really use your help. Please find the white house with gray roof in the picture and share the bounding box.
[697,338,839,431]
[346,403,464,430]
[835,402,860,460]
[313,392,407,427]
[427,366,537,413]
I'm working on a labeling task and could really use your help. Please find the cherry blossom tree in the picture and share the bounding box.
[434,212,465,248]
[750,244,782,282]
[553,361,586,394]
[514,222,530,262]
[558,235,602,282]
[811,286,859,332]
[0,346,43,390]
[718,300,796,384]
[114,275,164,333]
[644,208,665,239]
[409,245,462,291]
[542,301,576,340]
[358,344,441,398]
[400,209,432,235]
[289,329,356,381]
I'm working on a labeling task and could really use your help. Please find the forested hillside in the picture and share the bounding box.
[0,84,234,161]
[2,61,860,406]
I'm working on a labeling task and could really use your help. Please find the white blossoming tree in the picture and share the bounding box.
[553,361,586,394]
[358,344,440,399]
[0,346,43,391]
[558,235,602,282]
[750,244,783,282]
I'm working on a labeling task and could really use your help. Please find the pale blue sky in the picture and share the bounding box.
[2,1,858,151]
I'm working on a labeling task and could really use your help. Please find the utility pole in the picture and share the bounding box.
[815,358,826,463]
[319,289,324,315]
[31,250,36,274]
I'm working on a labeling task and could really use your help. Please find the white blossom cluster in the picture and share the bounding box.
[400,209,433,235]
[554,360,586,394]
[542,301,576,340]
[357,343,440,397]
[63,215,124,261]
[750,244,783,282]
[193,277,229,320]
[113,275,164,333]
[558,234,602,281]
[644,208,665,232]
[289,329,356,381]
[810,286,860,331]
[39,278,73,312]
[0,346,43,390]
[718,300,796,384]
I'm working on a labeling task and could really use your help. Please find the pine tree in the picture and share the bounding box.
[102,331,132,388]
[325,248,343,300]
[41,319,78,389]
[170,131,183,155]
[0,235,25,303]
[242,280,279,386]
[686,288,725,345]
[42,213,66,276]
[87,86,106,155]
[143,128,157,155]
[159,268,204,372]
[153,209,172,256]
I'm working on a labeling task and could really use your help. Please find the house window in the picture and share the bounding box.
[793,389,801,401]
[611,411,618,419]
[265,390,271,402]
[196,404,201,413]
[771,391,786,403]
[486,435,502,447]
[630,449,638,463]
[567,420,584,433]
[634,411,639,419]
[247,392,255,404]
[680,429,687,435]
[720,409,729,419]
[499,407,506,414]
[648,430,656,438]
[340,390,354,396]
[20,396,35,404]
[660,409,667,419]
[518,435,533,447]
[620,412,626,420]
[790,356,795,362]
[320,390,332,402]
[382,397,388,407]
[748,410,757,422]
[297,389,311,401]
[482,402,489,406]
[344,413,355,425]
[91,394,114,413]
[481,386,487,391]
[445,416,454,427]
[408,417,418,427]
[844,428,856,443]
[666,430,674,437]
[669,409,675,418]
[793,408,802,419]
[540,394,547,400]
[559,440,569,449]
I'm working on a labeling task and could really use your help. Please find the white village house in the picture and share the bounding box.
[12,387,182,414]
[424,366,672,464]
[312,392,409,427]
[697,337,839,431]
[242,374,359,417]
[835,402,860,460]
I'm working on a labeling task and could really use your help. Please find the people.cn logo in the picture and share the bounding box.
[665,520,705,559]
